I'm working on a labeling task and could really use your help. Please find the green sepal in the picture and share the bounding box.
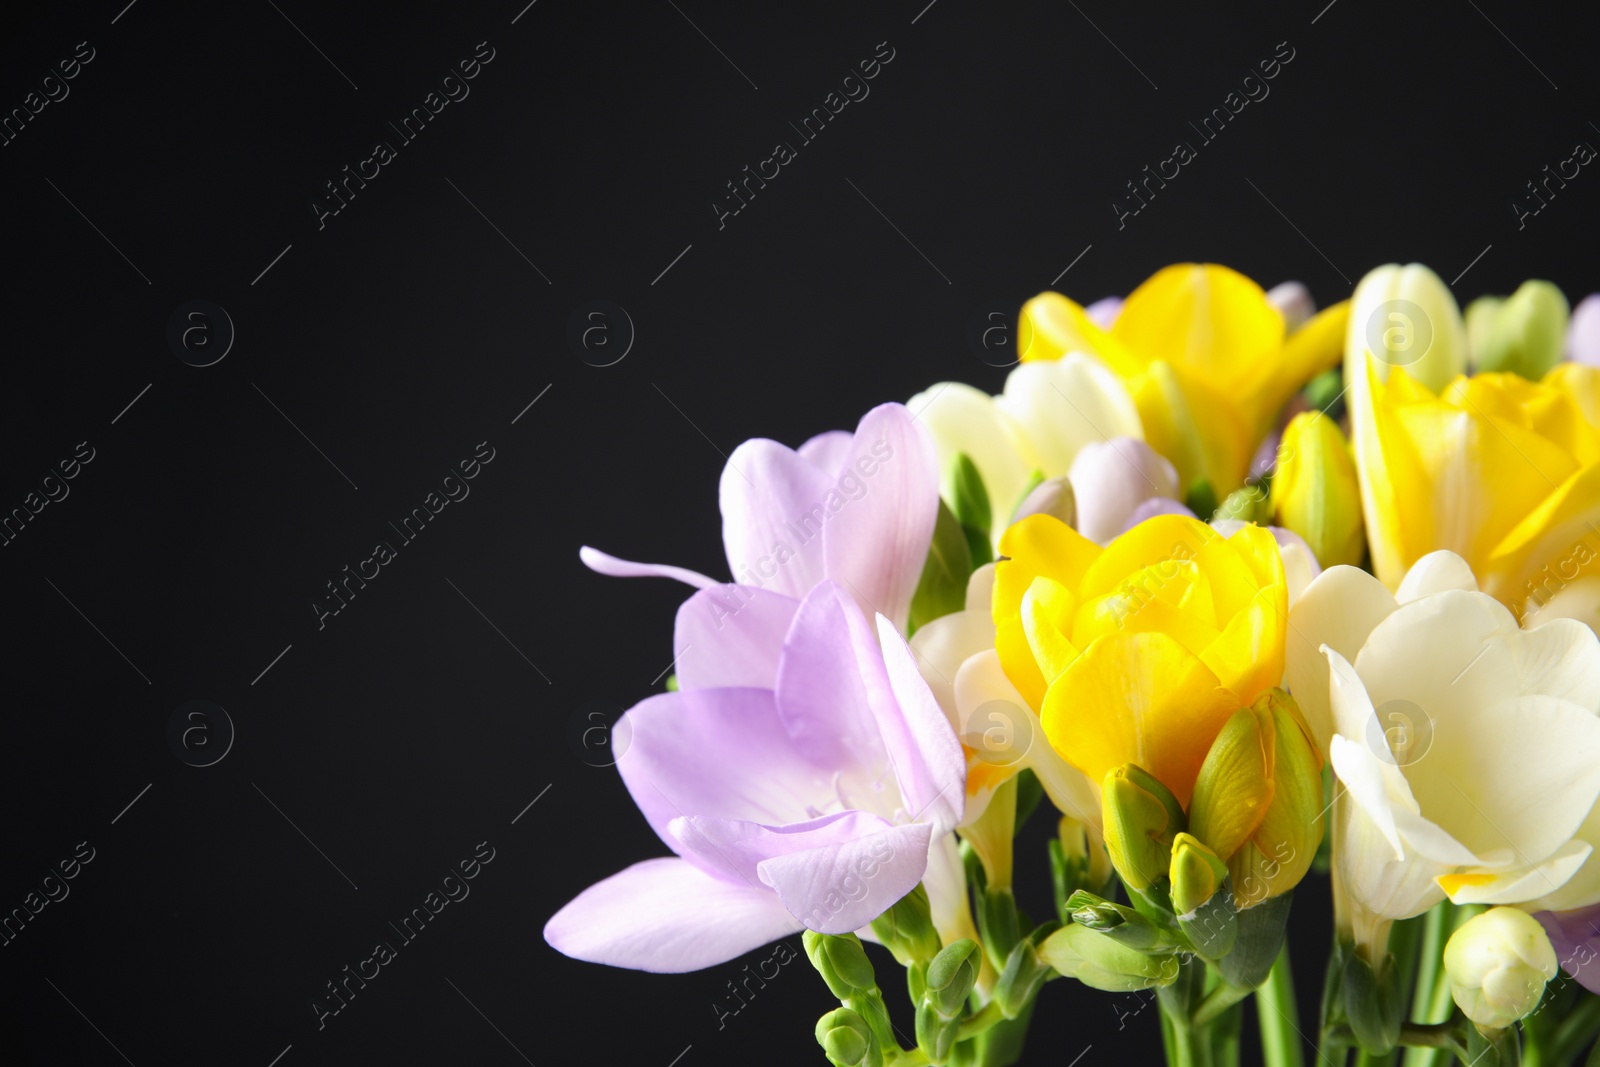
[1176,880,1238,961]
[804,931,877,1000]
[1340,948,1403,1054]
[1216,891,1291,989]
[994,938,1051,1019]
[870,884,942,966]
[909,499,973,636]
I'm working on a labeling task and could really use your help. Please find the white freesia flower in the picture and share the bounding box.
[909,354,1143,547]
[1286,551,1600,960]
[1444,907,1558,1030]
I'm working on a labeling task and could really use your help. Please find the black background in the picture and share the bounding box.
[1,0,1596,1064]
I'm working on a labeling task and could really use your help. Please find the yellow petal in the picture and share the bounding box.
[1130,362,1253,493]
[1018,291,1143,376]
[1040,631,1238,807]
[1188,704,1275,861]
[1112,264,1284,399]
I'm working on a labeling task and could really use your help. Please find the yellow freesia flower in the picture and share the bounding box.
[993,512,1288,806]
[1019,264,1349,495]
[1348,355,1600,621]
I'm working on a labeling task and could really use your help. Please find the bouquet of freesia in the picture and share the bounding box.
[547,262,1600,1066]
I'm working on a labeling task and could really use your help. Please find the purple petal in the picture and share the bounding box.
[668,809,897,884]
[757,822,935,934]
[798,430,855,476]
[875,614,965,833]
[1251,430,1284,482]
[617,688,832,854]
[775,583,891,772]
[545,857,802,972]
[1537,907,1600,993]
[1267,281,1315,332]
[1085,296,1123,330]
[822,404,940,631]
[719,439,835,600]
[1068,437,1181,544]
[1569,295,1600,367]
[1117,496,1198,536]
[673,584,799,690]
[579,546,718,589]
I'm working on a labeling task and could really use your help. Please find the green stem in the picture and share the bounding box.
[1160,982,1212,1067]
[955,1000,1005,1042]
[1359,917,1426,1067]
[1401,903,1467,1067]
[1258,943,1307,1067]
[1546,996,1600,1065]
[1195,982,1253,1027]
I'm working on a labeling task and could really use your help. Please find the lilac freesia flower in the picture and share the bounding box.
[1537,906,1600,994]
[544,582,966,972]
[580,402,938,632]
[1569,294,1600,367]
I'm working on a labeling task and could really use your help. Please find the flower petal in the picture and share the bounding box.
[673,584,799,690]
[579,546,718,589]
[876,613,967,833]
[719,439,836,599]
[823,403,941,631]
[757,822,935,934]
[545,857,802,972]
[798,430,855,475]
[1286,566,1398,753]
[668,809,897,884]
[617,688,830,852]
[774,583,891,773]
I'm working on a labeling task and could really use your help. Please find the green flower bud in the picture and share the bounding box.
[1101,764,1186,891]
[1187,689,1323,909]
[870,885,942,966]
[994,938,1051,1019]
[924,938,980,1018]
[804,931,877,1000]
[1066,889,1184,955]
[1216,484,1272,525]
[1038,922,1179,993]
[1169,833,1229,918]
[1444,907,1558,1032]
[816,1008,881,1067]
[1472,280,1570,380]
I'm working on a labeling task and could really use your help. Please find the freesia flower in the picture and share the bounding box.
[1568,294,1600,366]
[1269,410,1365,569]
[907,355,1142,548]
[1284,551,1600,963]
[1535,905,1600,993]
[1019,263,1349,495]
[1444,907,1558,1030]
[580,402,938,633]
[1344,307,1600,622]
[545,582,966,972]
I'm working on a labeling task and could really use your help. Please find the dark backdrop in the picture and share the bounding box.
[1,0,1594,1064]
